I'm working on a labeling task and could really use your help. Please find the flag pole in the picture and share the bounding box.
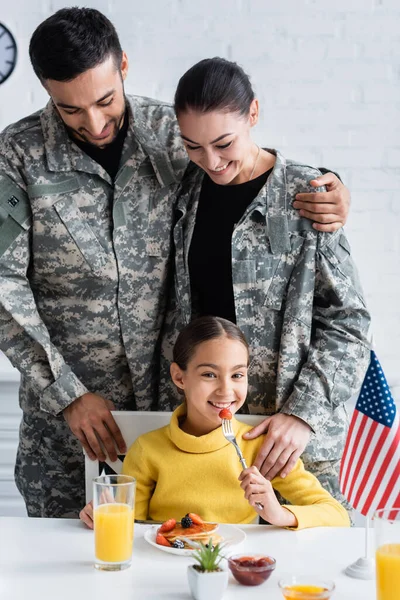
[345,515,375,579]
[365,516,371,558]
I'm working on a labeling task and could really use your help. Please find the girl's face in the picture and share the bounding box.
[177,100,259,185]
[170,335,249,436]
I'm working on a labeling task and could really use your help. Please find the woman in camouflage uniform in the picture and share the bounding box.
[160,58,371,508]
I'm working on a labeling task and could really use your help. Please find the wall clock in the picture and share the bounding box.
[0,23,17,84]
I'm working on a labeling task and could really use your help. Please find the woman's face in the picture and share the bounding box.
[177,100,258,185]
[170,335,249,436]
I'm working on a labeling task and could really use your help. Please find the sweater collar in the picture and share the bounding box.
[169,404,240,454]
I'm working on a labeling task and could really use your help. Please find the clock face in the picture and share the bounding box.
[0,23,17,84]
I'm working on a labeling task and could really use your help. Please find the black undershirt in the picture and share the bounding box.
[71,109,129,180]
[189,169,272,323]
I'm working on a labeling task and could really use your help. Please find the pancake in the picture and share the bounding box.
[163,521,219,540]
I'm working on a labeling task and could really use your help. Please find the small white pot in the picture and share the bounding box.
[187,565,229,600]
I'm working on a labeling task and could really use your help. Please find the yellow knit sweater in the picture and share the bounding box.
[122,405,350,529]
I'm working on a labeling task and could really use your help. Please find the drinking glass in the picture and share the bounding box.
[93,474,136,571]
[375,507,400,600]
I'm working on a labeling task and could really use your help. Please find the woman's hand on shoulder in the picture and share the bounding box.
[293,172,350,232]
[243,413,312,481]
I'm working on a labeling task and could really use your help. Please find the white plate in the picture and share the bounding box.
[144,523,246,557]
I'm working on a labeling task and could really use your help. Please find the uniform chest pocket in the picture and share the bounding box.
[146,239,170,257]
[263,234,306,311]
[53,198,108,272]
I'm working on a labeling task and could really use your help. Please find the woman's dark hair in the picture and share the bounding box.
[173,316,249,370]
[29,7,123,82]
[174,57,255,117]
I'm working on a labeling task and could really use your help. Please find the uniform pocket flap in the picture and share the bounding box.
[138,159,156,178]
[264,289,283,311]
[53,198,108,271]
[27,177,80,198]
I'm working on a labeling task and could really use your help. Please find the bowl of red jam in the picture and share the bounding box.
[228,554,276,586]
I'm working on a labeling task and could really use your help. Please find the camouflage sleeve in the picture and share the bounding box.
[154,104,188,181]
[280,228,371,432]
[0,165,88,415]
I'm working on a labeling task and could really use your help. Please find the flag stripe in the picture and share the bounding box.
[372,459,400,516]
[349,422,392,508]
[346,414,375,501]
[342,413,369,498]
[355,424,397,511]
[361,419,400,515]
[339,410,361,493]
[367,425,400,516]
[382,477,400,519]
[351,421,384,508]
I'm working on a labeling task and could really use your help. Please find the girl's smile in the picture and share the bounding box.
[170,335,249,437]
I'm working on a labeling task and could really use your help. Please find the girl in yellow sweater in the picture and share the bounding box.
[80,316,349,529]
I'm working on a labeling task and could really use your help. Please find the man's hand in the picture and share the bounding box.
[239,466,297,527]
[63,392,127,461]
[293,172,350,232]
[243,413,312,480]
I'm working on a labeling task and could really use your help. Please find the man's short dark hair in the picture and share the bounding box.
[29,7,123,82]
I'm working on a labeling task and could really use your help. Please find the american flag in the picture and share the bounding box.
[339,351,400,517]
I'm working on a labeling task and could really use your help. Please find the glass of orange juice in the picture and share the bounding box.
[375,507,400,600]
[278,576,335,599]
[93,474,136,571]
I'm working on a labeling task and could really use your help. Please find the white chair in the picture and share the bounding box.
[84,411,265,502]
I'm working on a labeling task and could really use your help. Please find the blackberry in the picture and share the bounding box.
[172,539,185,549]
[181,514,193,528]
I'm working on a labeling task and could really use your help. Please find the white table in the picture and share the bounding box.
[0,518,376,600]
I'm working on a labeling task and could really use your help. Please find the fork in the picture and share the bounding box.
[221,419,264,511]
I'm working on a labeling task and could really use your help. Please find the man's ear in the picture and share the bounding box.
[249,98,259,127]
[120,51,129,81]
[170,362,185,391]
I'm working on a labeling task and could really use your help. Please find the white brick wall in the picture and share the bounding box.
[1,0,398,387]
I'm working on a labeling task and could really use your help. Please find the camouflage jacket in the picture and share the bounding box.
[163,150,371,462]
[0,95,187,419]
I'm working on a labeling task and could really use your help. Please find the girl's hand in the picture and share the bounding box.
[79,500,94,529]
[239,466,297,528]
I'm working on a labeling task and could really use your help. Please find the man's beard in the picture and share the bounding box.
[64,99,127,149]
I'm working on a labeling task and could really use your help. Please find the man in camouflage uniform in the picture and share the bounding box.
[0,8,352,518]
[0,8,186,517]
[161,151,371,507]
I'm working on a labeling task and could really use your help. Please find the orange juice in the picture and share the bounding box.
[376,543,400,600]
[94,503,134,563]
[282,585,331,599]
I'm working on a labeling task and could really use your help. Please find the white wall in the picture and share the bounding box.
[0,1,399,515]
[1,0,399,384]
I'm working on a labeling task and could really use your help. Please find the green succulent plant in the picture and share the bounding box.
[191,539,225,572]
